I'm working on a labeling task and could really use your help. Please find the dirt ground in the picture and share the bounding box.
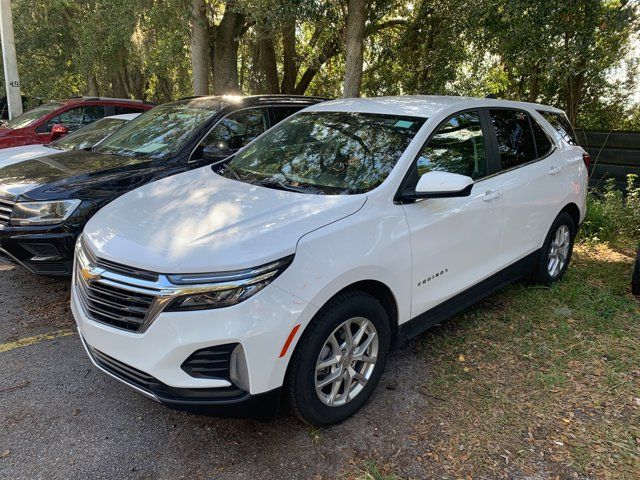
[0,244,638,479]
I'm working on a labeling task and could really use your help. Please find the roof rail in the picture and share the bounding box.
[66,96,151,104]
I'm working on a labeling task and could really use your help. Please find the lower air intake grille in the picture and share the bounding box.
[89,345,247,402]
[181,343,238,380]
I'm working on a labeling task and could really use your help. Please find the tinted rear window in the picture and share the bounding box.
[489,109,537,170]
[538,111,577,145]
[530,117,553,157]
[272,106,304,123]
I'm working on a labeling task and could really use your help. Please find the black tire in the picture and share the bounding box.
[531,211,577,285]
[285,290,391,426]
[632,250,640,296]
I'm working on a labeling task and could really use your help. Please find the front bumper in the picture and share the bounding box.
[72,271,319,402]
[0,224,77,275]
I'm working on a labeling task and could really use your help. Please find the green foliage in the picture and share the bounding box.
[2,0,638,128]
[582,175,640,246]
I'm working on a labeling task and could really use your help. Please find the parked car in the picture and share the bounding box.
[71,96,588,425]
[0,113,139,169]
[633,249,639,295]
[0,95,325,275]
[0,96,153,149]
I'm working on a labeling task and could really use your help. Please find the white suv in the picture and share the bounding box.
[71,96,588,426]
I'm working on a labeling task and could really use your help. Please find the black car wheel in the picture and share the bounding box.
[285,291,390,426]
[531,212,576,285]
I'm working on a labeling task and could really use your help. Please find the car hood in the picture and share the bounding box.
[0,150,153,200]
[84,167,367,273]
[0,144,58,169]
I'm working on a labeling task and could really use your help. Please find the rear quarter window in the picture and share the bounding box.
[538,110,577,145]
[530,117,554,158]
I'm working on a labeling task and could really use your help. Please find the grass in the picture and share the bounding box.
[346,241,640,479]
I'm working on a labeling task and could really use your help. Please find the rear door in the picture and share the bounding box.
[486,108,565,265]
[402,110,505,317]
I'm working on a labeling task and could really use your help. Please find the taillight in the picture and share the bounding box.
[582,152,591,169]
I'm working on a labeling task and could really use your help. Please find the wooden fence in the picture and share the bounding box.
[575,129,640,191]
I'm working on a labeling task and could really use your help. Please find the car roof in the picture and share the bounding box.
[104,113,140,121]
[305,95,565,118]
[61,96,155,106]
[171,94,328,110]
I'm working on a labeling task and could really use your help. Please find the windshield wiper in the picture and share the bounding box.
[253,178,323,195]
[219,162,240,180]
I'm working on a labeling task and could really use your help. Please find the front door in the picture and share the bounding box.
[401,110,504,317]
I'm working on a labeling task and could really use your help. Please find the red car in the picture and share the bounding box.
[0,96,154,149]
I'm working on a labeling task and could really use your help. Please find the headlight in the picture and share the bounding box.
[11,199,81,226]
[165,255,294,311]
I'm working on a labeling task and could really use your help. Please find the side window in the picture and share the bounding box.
[538,110,577,145]
[489,109,537,170]
[272,106,302,124]
[81,106,106,125]
[530,117,553,158]
[203,108,268,151]
[414,111,488,181]
[47,107,85,132]
[114,106,146,115]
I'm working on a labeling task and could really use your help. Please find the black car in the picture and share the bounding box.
[0,95,325,275]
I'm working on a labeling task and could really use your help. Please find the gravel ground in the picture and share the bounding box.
[0,261,450,480]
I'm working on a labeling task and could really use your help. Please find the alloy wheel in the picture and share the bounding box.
[314,316,379,407]
[547,224,571,278]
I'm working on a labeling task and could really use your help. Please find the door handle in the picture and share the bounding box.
[549,165,562,175]
[483,189,502,201]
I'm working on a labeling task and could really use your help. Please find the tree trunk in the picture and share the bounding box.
[294,37,340,95]
[87,74,99,96]
[258,30,279,93]
[211,2,245,94]
[280,18,298,93]
[190,0,209,95]
[342,0,368,98]
[564,72,584,126]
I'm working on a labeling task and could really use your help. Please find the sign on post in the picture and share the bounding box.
[0,0,22,119]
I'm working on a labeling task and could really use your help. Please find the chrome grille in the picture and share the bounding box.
[74,239,165,333]
[0,198,15,225]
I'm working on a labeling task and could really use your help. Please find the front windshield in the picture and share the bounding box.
[50,117,127,151]
[95,103,215,158]
[222,112,425,194]
[6,102,62,129]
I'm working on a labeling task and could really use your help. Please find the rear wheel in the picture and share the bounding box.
[285,291,390,426]
[531,212,576,285]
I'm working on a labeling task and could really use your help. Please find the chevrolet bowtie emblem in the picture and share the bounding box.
[80,264,102,282]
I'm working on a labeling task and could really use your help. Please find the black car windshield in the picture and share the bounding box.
[5,102,62,129]
[221,111,425,194]
[50,117,128,151]
[94,103,216,158]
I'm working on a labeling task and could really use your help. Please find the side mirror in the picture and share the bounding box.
[202,142,233,161]
[401,171,474,200]
[50,124,68,141]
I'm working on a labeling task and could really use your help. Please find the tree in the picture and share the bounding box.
[343,0,368,97]
[190,0,209,95]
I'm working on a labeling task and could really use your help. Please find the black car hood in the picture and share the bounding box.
[0,150,168,201]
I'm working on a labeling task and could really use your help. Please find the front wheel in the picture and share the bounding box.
[285,291,390,426]
[531,212,576,285]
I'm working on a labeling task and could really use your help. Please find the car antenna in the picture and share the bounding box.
[485,94,498,99]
